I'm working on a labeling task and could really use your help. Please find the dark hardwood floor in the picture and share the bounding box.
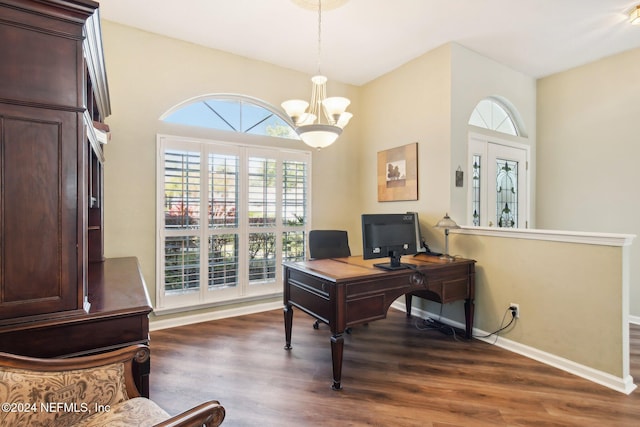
[150,309,640,426]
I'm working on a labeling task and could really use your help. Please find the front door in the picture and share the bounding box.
[468,135,529,228]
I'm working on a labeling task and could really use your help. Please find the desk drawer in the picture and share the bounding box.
[422,264,470,281]
[287,270,331,322]
[412,264,471,303]
[346,294,386,325]
[435,277,469,302]
[287,270,330,297]
[344,276,412,326]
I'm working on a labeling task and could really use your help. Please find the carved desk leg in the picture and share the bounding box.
[464,264,476,339]
[284,304,293,350]
[405,294,413,317]
[464,298,474,339]
[330,333,344,390]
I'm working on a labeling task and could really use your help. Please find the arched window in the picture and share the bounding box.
[156,95,310,313]
[161,94,299,140]
[468,97,519,136]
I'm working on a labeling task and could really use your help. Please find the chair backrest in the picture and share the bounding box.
[309,230,351,260]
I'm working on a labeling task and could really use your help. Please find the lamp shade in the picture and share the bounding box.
[281,100,309,124]
[297,124,342,149]
[434,213,461,230]
[322,96,351,121]
[336,112,353,129]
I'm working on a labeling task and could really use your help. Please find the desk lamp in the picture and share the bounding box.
[434,213,460,261]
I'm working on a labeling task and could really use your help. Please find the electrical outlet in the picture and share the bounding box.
[509,303,520,318]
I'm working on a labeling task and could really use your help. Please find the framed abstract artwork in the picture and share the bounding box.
[377,142,418,202]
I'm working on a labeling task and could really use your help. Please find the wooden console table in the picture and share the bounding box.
[283,254,475,390]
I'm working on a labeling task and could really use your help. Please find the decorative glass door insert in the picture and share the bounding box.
[495,159,519,228]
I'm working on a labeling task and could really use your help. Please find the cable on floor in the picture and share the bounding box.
[406,264,517,343]
[473,307,517,344]
[415,317,463,341]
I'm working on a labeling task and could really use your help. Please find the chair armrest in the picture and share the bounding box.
[153,400,226,427]
[0,344,149,398]
[0,345,150,426]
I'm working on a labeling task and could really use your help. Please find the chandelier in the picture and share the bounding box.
[282,0,352,149]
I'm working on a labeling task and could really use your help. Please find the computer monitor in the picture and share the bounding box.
[407,211,426,253]
[361,213,419,270]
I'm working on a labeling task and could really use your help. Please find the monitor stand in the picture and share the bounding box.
[373,251,408,271]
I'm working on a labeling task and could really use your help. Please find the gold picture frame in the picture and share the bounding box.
[377,142,418,202]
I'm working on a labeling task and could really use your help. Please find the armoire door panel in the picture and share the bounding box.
[0,4,82,108]
[0,110,79,320]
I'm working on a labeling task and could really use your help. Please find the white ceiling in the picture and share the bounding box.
[99,0,640,86]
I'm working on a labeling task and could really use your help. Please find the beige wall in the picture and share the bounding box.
[101,21,361,309]
[450,231,629,379]
[358,44,453,249]
[537,47,640,317]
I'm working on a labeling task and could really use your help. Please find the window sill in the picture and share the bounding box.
[150,292,283,331]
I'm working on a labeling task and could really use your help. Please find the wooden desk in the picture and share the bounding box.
[283,254,475,390]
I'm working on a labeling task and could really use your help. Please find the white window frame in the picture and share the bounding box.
[156,134,311,312]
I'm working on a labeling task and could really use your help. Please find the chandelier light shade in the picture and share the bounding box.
[434,213,461,262]
[282,1,352,149]
[631,5,640,25]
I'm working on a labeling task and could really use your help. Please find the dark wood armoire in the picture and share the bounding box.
[0,0,152,396]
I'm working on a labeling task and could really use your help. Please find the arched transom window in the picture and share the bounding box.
[162,95,299,140]
[468,98,519,136]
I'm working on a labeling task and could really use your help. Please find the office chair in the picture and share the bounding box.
[308,230,352,331]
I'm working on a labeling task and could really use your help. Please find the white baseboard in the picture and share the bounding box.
[391,301,637,395]
[150,300,282,331]
[629,315,640,325]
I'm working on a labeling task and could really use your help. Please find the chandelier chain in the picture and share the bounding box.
[317,0,322,75]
